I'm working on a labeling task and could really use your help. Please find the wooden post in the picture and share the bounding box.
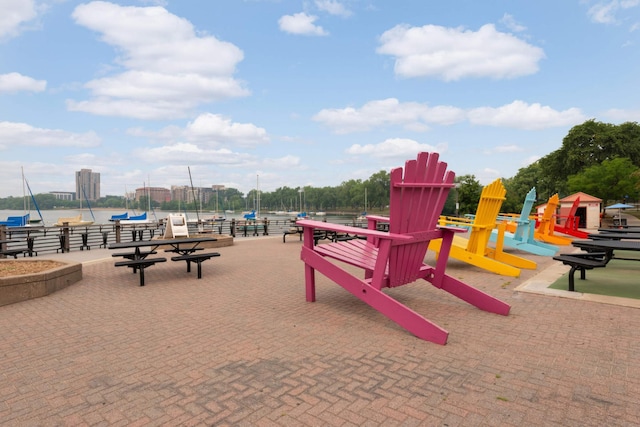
[63,223,70,252]
[115,220,122,243]
[0,225,6,259]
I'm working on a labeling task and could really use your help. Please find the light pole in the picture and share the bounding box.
[455,183,461,217]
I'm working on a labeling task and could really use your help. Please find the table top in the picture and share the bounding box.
[598,227,640,232]
[108,236,217,250]
[588,232,640,240]
[572,239,640,251]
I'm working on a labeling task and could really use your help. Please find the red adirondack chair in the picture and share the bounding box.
[553,197,589,238]
[297,152,510,345]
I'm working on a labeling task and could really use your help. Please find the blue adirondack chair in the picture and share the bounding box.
[489,188,558,256]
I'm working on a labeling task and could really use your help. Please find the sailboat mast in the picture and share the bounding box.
[256,174,260,218]
[188,166,200,222]
[21,166,27,212]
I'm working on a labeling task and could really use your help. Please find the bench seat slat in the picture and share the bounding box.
[114,257,167,286]
[553,253,608,292]
[170,252,220,278]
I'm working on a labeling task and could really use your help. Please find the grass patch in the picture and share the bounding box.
[550,251,640,299]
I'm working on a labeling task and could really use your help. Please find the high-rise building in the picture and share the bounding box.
[75,169,100,201]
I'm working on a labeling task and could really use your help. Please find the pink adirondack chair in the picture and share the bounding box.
[297,152,510,345]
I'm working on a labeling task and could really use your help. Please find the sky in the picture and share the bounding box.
[1,0,640,199]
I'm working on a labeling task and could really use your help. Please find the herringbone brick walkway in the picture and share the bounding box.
[1,236,639,426]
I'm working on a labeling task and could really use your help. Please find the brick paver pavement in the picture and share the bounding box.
[1,236,639,426]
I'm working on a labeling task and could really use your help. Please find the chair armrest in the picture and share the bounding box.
[365,215,389,223]
[296,219,411,241]
[438,225,468,234]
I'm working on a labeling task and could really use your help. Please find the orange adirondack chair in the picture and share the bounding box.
[297,152,510,345]
[534,194,573,245]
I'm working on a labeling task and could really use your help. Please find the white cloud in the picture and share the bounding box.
[467,100,585,130]
[493,144,524,153]
[315,0,352,17]
[128,113,269,147]
[0,0,37,41]
[346,138,447,159]
[602,108,640,122]
[479,168,501,183]
[313,98,465,133]
[278,12,328,36]
[69,2,248,120]
[133,142,296,172]
[136,143,253,165]
[522,155,541,166]
[377,23,545,80]
[587,0,640,25]
[0,72,46,92]
[0,121,101,148]
[314,98,581,133]
[184,113,269,146]
[500,13,527,32]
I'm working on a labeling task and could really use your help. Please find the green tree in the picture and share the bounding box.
[455,175,482,216]
[363,170,390,211]
[540,120,640,191]
[567,157,640,205]
[502,162,554,213]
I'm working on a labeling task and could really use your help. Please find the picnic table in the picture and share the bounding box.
[0,239,25,259]
[571,239,640,262]
[588,232,640,240]
[108,237,219,285]
[553,239,640,291]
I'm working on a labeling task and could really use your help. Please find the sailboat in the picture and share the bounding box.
[0,168,44,227]
[54,185,95,226]
[119,211,150,224]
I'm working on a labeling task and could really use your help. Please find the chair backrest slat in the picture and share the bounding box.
[387,152,454,286]
[537,194,560,235]
[514,187,536,240]
[466,179,506,255]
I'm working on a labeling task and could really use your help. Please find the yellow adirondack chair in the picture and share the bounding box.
[429,179,537,277]
[533,194,573,245]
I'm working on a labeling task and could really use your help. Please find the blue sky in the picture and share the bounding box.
[1,0,639,198]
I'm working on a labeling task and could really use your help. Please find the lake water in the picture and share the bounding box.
[0,209,360,227]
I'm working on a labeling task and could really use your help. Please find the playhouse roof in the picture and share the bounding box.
[560,192,602,203]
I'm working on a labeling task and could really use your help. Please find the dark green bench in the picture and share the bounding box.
[171,252,220,279]
[1,248,26,259]
[553,252,608,291]
[114,257,167,286]
[112,250,157,260]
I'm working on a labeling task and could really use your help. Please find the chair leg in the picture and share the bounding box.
[138,267,145,286]
[304,250,449,344]
[304,263,316,302]
[437,274,510,315]
[364,286,449,344]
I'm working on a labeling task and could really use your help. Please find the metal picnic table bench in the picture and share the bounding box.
[108,237,219,285]
[553,239,640,291]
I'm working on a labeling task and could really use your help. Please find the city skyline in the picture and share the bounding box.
[2,1,640,198]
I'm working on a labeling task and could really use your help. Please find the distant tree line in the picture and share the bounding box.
[3,120,640,216]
